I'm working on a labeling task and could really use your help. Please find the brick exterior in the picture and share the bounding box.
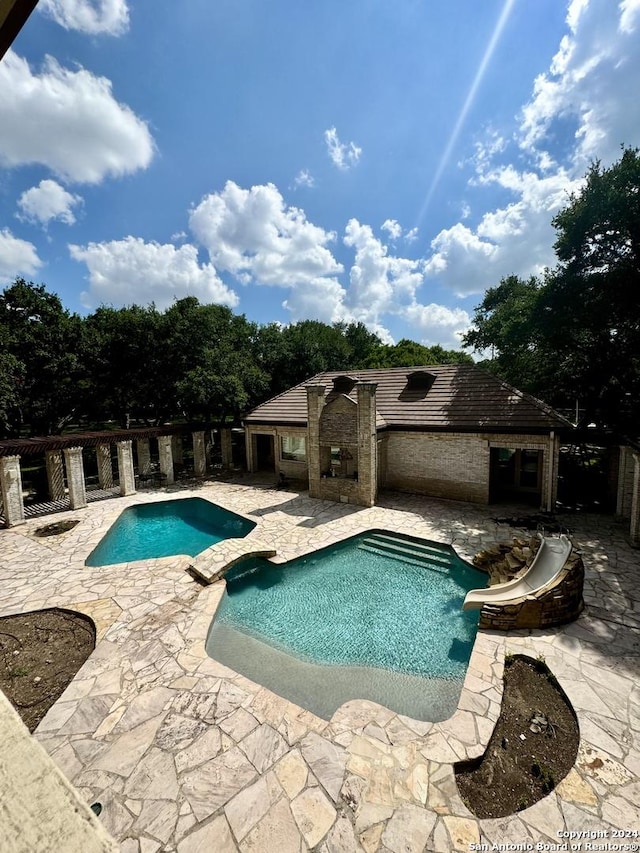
[384,432,491,503]
[245,381,562,509]
[319,395,358,445]
[381,431,558,506]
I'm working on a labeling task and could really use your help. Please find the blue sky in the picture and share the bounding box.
[1,0,639,348]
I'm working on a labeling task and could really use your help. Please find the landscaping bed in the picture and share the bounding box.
[0,608,95,732]
[33,520,80,537]
[455,655,579,818]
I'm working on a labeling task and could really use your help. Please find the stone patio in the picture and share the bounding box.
[1,477,638,852]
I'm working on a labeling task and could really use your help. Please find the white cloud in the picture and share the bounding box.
[39,0,129,35]
[424,166,579,295]
[381,219,402,241]
[70,237,238,310]
[282,278,350,326]
[519,0,640,170]
[403,302,471,349]
[422,0,640,297]
[343,219,423,343]
[190,180,343,287]
[0,52,154,184]
[324,127,362,171]
[381,219,419,243]
[17,180,83,227]
[293,169,315,189]
[0,229,42,283]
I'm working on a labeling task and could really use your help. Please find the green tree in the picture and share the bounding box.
[464,147,640,429]
[543,147,640,427]
[83,304,166,427]
[0,279,85,436]
[365,338,473,368]
[462,275,548,392]
[163,298,268,424]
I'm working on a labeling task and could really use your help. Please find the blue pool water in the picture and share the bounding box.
[85,498,255,566]
[206,531,485,720]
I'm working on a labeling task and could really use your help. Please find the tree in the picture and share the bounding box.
[163,298,269,424]
[83,304,166,427]
[0,279,85,436]
[365,338,473,368]
[464,148,640,430]
[462,275,550,393]
[543,147,640,428]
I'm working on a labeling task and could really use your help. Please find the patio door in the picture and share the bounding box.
[490,447,542,503]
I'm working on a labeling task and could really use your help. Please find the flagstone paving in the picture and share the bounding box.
[1,478,639,851]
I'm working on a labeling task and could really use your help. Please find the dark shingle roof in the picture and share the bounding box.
[244,365,573,433]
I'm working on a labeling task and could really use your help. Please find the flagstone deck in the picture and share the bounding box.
[1,478,638,852]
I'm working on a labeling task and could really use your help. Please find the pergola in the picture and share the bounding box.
[0,425,235,527]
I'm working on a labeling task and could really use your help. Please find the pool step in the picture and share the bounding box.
[358,542,451,574]
[360,534,454,567]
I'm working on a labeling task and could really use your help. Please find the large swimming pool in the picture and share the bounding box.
[85,498,255,566]
[206,531,485,721]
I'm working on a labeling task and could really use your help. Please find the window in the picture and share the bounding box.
[280,435,306,462]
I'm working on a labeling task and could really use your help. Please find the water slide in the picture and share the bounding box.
[462,534,573,612]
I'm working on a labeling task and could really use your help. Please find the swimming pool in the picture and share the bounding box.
[85,498,255,566]
[205,531,485,721]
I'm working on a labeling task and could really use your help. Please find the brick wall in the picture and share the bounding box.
[383,431,557,506]
[384,432,490,503]
[319,395,358,445]
[245,425,309,480]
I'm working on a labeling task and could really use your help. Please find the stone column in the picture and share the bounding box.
[63,447,87,510]
[306,385,325,499]
[172,434,184,465]
[96,444,114,489]
[136,438,152,477]
[193,431,207,477]
[617,445,635,518]
[356,382,378,507]
[221,428,233,469]
[45,451,65,501]
[0,456,25,527]
[629,452,640,547]
[117,440,136,496]
[158,435,174,485]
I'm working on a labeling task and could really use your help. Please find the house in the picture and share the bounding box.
[243,364,574,510]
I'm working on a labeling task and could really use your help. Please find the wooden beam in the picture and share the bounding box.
[0,0,39,61]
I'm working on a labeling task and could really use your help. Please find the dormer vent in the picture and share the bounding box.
[332,375,357,394]
[406,370,435,391]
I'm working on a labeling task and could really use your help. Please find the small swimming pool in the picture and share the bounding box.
[85,498,255,566]
[206,531,485,721]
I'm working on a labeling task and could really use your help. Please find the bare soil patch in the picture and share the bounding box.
[455,655,579,818]
[0,608,95,732]
[33,520,80,537]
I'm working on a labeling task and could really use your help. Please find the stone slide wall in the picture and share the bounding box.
[473,537,585,631]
